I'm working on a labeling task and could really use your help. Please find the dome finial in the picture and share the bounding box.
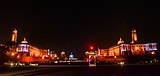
[21,37,28,43]
[117,37,124,45]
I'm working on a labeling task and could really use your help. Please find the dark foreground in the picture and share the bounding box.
[0,64,160,76]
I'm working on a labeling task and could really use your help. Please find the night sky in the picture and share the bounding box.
[0,1,160,57]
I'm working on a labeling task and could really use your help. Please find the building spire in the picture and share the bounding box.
[11,28,17,43]
[131,28,137,43]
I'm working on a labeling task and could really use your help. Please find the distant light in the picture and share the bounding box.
[114,56,117,58]
[69,54,73,58]
[54,54,57,58]
[17,55,20,58]
[90,46,94,50]
[57,57,59,59]
[29,63,38,66]
[10,63,14,66]
[151,51,155,55]
[119,62,125,65]
[11,53,15,56]
[61,52,65,55]
[103,53,107,57]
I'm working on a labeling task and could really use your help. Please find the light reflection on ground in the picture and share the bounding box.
[0,64,160,76]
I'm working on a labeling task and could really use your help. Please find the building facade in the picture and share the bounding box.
[18,37,49,57]
[100,28,157,57]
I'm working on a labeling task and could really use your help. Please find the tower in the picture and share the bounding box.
[11,29,17,43]
[131,28,137,43]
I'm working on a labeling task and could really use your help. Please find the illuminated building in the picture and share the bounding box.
[89,50,96,67]
[69,52,74,58]
[61,51,65,57]
[17,37,50,62]
[69,52,78,61]
[18,38,29,53]
[100,28,157,57]
[18,40,50,62]
[11,29,17,43]
[5,29,18,56]
[85,51,89,57]
[3,28,54,62]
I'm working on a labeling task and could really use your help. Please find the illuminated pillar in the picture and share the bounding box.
[131,28,137,43]
[11,29,17,43]
[97,47,101,55]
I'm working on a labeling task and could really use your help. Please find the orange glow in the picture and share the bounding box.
[61,52,65,55]
[57,57,59,59]
[131,29,137,43]
[114,56,117,58]
[85,51,89,55]
[134,35,137,41]
[103,53,107,56]
[42,56,45,59]
[54,54,57,57]
[136,46,138,50]
[12,35,15,41]
[17,55,20,58]
[20,56,50,63]
[11,29,17,42]
[86,59,89,62]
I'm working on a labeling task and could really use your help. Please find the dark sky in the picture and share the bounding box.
[0,1,160,57]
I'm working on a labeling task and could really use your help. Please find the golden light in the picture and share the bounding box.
[10,63,14,66]
[136,47,138,50]
[85,51,89,55]
[11,53,15,56]
[151,51,155,55]
[42,56,45,59]
[57,57,59,59]
[114,56,117,58]
[61,52,65,55]
[118,62,125,65]
[134,35,137,41]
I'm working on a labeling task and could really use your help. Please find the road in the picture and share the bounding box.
[0,64,160,76]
